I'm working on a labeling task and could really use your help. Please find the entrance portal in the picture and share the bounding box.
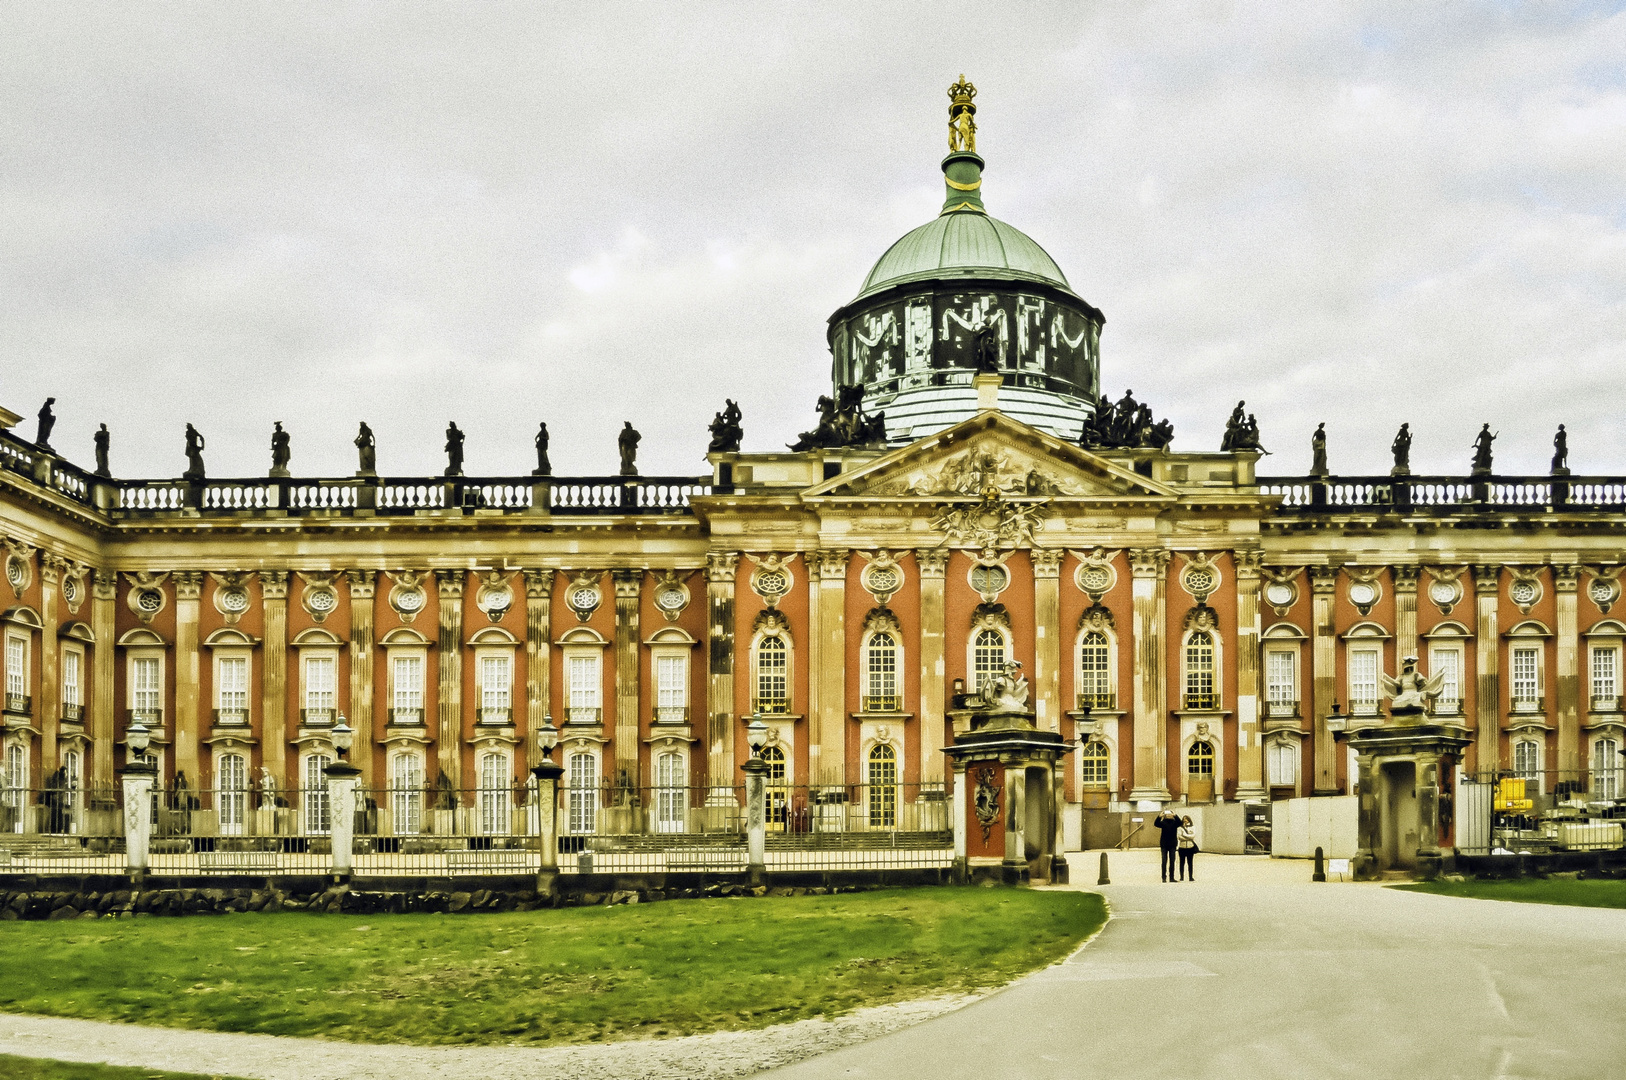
[1380,760,1419,871]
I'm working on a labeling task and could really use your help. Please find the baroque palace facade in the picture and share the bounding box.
[3,81,1625,846]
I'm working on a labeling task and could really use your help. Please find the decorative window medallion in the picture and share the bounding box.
[4,542,32,598]
[475,571,514,623]
[1262,566,1300,615]
[860,551,903,606]
[61,572,82,611]
[567,573,602,622]
[1590,575,1620,614]
[211,572,253,625]
[653,570,691,622]
[1509,571,1543,615]
[388,570,428,622]
[1180,553,1221,603]
[969,560,1010,603]
[1427,568,1465,615]
[1070,548,1120,602]
[749,553,794,607]
[1346,571,1382,616]
[299,573,340,622]
[125,571,168,625]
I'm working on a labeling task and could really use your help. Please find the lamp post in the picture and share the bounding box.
[120,718,157,877]
[741,718,769,885]
[324,715,362,879]
[531,716,564,882]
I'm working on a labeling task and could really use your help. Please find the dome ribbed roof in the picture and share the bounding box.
[856,212,1071,300]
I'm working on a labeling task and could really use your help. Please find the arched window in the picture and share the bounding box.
[1593,738,1621,801]
[864,632,900,712]
[867,744,897,828]
[1080,740,1109,786]
[1267,741,1298,789]
[391,752,423,835]
[567,751,597,834]
[756,635,788,714]
[761,744,788,830]
[654,750,686,833]
[1078,631,1111,709]
[478,750,511,836]
[973,629,1008,694]
[1184,631,1216,710]
[1513,740,1539,781]
[1187,740,1214,777]
[218,752,247,836]
[303,753,332,835]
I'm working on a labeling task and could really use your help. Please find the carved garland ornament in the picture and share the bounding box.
[387,570,429,622]
[4,539,34,598]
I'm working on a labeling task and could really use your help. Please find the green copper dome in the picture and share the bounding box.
[857,212,1072,299]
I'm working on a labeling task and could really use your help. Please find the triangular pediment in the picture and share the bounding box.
[802,411,1177,502]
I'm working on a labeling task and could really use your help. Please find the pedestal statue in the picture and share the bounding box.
[533,422,551,476]
[269,422,291,478]
[93,424,111,477]
[1310,423,1328,476]
[1471,424,1496,475]
[183,424,206,481]
[618,421,641,476]
[444,422,464,477]
[354,422,376,475]
[1391,423,1412,475]
[35,398,56,451]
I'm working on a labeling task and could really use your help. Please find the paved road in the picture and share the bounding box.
[766,852,1626,1080]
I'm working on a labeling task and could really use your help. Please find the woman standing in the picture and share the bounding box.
[1177,815,1198,881]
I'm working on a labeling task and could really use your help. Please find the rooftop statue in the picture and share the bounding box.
[1221,400,1264,453]
[1381,655,1444,715]
[444,421,464,477]
[1552,424,1568,474]
[35,397,56,451]
[788,384,886,452]
[618,421,641,476]
[1391,423,1412,475]
[973,325,1001,374]
[183,423,206,481]
[1078,388,1174,451]
[93,423,111,478]
[707,399,743,454]
[1471,423,1497,475]
[354,422,376,475]
[269,421,291,478]
[534,422,552,476]
[947,75,977,153]
[1311,423,1328,476]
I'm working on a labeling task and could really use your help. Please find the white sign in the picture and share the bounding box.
[1136,800,1162,812]
[1328,858,1350,876]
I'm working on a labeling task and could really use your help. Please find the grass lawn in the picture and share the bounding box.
[0,1055,247,1080]
[0,887,1102,1047]
[1394,877,1626,909]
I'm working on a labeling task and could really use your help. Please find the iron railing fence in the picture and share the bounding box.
[1456,768,1626,856]
[351,784,546,876]
[145,785,331,875]
[0,784,124,874]
[556,784,747,874]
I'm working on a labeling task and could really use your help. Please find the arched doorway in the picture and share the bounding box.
[1187,740,1215,804]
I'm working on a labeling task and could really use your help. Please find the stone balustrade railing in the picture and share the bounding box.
[1256,474,1626,513]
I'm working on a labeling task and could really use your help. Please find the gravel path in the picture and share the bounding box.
[0,992,982,1080]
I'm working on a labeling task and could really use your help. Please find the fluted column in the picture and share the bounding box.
[1032,549,1063,734]
[1555,564,1581,784]
[705,553,738,800]
[1234,549,1266,800]
[1129,547,1171,802]
[91,570,117,787]
[524,569,553,770]
[436,570,465,790]
[1473,565,1501,773]
[916,549,949,784]
[816,550,849,788]
[1394,565,1420,663]
[38,555,62,776]
[260,572,290,787]
[346,570,376,785]
[174,571,202,784]
[1309,565,1339,795]
[612,570,642,791]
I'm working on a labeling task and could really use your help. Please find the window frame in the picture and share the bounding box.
[1075,627,1115,711]
[753,632,791,714]
[298,647,340,726]
[1181,629,1219,711]
[389,750,425,835]
[1348,646,1381,717]
[862,630,902,712]
[60,643,84,718]
[970,627,1010,696]
[477,748,512,835]
[1590,643,1621,712]
[125,647,165,726]
[4,630,30,711]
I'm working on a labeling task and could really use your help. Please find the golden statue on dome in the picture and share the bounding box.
[948,74,977,153]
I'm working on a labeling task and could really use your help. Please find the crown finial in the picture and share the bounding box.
[948,75,977,153]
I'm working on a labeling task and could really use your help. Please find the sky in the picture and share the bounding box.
[3,1,1625,480]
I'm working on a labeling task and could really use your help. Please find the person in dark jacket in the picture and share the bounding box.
[1153,809,1183,882]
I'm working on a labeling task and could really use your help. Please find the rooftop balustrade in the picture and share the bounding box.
[1256,474,1626,513]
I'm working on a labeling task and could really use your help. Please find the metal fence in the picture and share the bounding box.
[0,784,125,874]
[1456,769,1626,856]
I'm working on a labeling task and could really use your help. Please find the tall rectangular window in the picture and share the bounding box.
[1265,649,1296,712]
[1349,649,1379,715]
[1592,646,1620,705]
[61,649,81,709]
[569,655,600,711]
[755,637,788,711]
[865,633,898,707]
[1268,742,1298,787]
[392,654,424,716]
[478,751,511,835]
[131,656,161,714]
[1429,647,1462,713]
[1513,740,1538,780]
[391,753,423,835]
[303,754,331,834]
[4,635,25,700]
[304,655,336,712]
[479,654,512,712]
[1511,646,1540,707]
[1078,632,1111,707]
[217,656,248,714]
[1183,632,1215,709]
[656,655,686,719]
[567,752,597,833]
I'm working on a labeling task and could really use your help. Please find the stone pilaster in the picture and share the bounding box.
[346,570,376,785]
[91,570,117,788]
[612,570,642,791]
[1555,564,1581,783]
[260,572,289,786]
[1129,547,1171,802]
[1393,565,1421,663]
[1234,549,1266,800]
[173,571,202,784]
[805,553,822,777]
[916,549,949,784]
[523,569,553,770]
[1473,564,1502,773]
[1032,548,1063,734]
[1309,564,1339,795]
[436,570,465,790]
[38,555,62,776]
[705,553,738,799]
[815,550,849,788]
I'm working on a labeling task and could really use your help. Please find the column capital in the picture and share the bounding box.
[39,552,68,584]
[813,549,850,579]
[1308,565,1340,594]
[915,547,950,577]
[612,569,643,599]
[1233,548,1264,578]
[523,568,554,599]
[435,568,466,599]
[1392,564,1421,590]
[93,567,118,600]
[346,568,377,599]
[706,552,740,583]
[1129,547,1171,577]
[1473,564,1502,595]
[1031,548,1064,577]
[1553,564,1581,592]
[260,570,290,599]
[174,571,203,601]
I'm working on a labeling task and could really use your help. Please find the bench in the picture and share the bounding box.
[198,850,280,873]
[445,849,536,874]
[666,848,746,871]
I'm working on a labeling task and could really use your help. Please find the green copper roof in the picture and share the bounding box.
[857,212,1072,299]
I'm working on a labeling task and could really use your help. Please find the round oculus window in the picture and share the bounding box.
[62,577,80,604]
[1184,568,1217,595]
[218,587,250,614]
[1510,580,1539,606]
[1589,579,1617,606]
[5,559,25,589]
[569,587,600,612]
[135,588,163,613]
[307,588,337,613]
[395,589,426,613]
[1078,565,1113,594]
[970,565,1008,595]
[1348,582,1379,607]
[867,566,900,593]
[1265,582,1295,608]
[655,586,686,611]
[1428,581,1459,607]
[754,569,789,596]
